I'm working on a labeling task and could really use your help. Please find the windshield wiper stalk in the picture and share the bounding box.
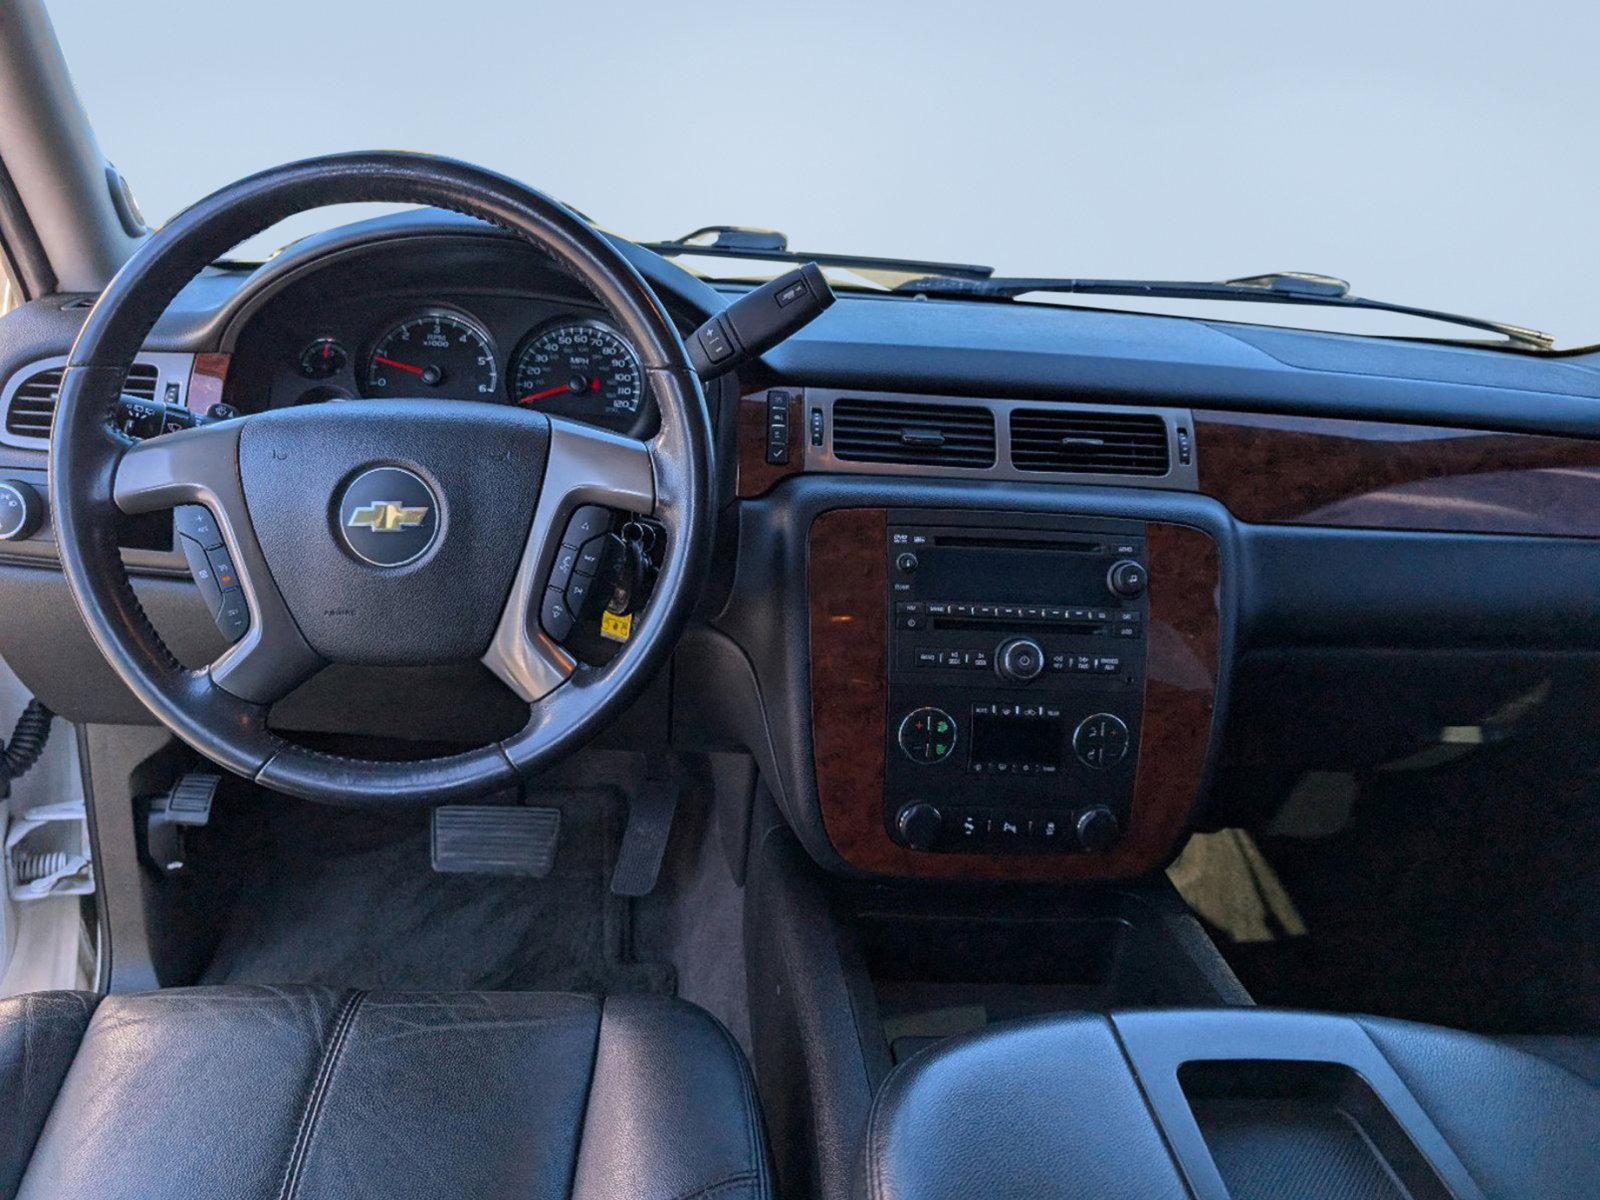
[894,269,1554,349]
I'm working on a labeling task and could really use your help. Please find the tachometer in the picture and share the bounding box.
[510,319,643,431]
[364,310,498,400]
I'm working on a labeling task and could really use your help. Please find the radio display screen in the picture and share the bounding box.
[970,712,1064,768]
[916,546,1107,603]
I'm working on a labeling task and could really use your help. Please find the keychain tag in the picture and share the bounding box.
[600,610,633,643]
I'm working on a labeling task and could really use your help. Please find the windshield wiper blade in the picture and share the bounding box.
[893,269,1554,349]
[641,225,994,281]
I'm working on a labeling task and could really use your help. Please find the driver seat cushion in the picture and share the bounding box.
[0,985,771,1200]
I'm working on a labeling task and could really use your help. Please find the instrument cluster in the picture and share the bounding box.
[273,301,648,435]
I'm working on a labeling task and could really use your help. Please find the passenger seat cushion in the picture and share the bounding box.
[0,991,98,1200]
[7,985,769,1200]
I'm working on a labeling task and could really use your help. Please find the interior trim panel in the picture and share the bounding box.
[1195,408,1600,537]
[806,507,1220,881]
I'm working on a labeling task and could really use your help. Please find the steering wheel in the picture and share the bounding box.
[50,153,713,804]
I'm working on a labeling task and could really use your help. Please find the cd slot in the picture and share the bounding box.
[933,617,1103,634]
[933,534,1103,553]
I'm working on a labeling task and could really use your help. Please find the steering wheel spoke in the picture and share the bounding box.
[483,417,656,702]
[113,423,324,705]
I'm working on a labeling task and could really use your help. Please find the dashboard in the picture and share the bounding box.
[4,208,1600,885]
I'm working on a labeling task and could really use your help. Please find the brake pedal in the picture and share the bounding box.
[430,806,560,877]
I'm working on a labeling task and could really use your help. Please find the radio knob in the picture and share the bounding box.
[896,802,944,851]
[0,480,44,542]
[1107,559,1146,598]
[996,637,1046,683]
[1075,806,1121,852]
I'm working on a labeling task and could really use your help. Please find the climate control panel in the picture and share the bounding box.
[883,513,1147,855]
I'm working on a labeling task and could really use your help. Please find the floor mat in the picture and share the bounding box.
[201,788,674,994]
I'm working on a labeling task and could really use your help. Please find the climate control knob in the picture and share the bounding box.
[0,480,43,542]
[1075,806,1121,852]
[996,637,1046,683]
[896,802,944,851]
[1107,559,1147,598]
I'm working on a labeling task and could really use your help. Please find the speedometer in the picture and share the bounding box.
[510,319,644,432]
[364,309,498,400]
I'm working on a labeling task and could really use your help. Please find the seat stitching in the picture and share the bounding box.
[657,1170,759,1200]
[275,989,366,1200]
[562,996,605,1199]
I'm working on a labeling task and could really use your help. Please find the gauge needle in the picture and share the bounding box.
[518,383,572,405]
[371,354,425,376]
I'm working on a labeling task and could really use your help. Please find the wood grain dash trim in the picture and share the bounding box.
[1195,409,1600,537]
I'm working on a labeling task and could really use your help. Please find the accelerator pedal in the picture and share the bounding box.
[430,806,560,878]
[610,778,681,897]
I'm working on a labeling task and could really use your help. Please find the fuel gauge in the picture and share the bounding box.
[298,337,348,379]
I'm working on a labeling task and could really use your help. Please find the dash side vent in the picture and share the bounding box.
[1009,408,1170,476]
[4,362,159,439]
[832,396,996,468]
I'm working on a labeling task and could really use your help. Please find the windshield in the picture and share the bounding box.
[47,1,1600,349]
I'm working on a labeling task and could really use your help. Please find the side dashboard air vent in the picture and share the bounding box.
[4,362,159,439]
[1009,408,1170,476]
[832,396,996,468]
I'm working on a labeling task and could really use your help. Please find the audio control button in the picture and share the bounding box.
[996,637,1046,682]
[1107,559,1147,598]
[1072,713,1130,769]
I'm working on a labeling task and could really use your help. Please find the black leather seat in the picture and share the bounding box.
[1,985,770,1200]
[857,1009,1600,1200]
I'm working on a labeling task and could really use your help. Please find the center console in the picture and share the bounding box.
[807,506,1221,882]
[883,514,1148,855]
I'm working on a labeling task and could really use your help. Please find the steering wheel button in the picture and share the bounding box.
[540,588,574,642]
[174,504,224,550]
[215,590,249,642]
[549,546,579,589]
[205,548,238,590]
[563,505,610,546]
[179,534,224,610]
[575,536,606,575]
[565,570,594,613]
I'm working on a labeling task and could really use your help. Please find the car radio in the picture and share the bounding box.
[883,513,1148,855]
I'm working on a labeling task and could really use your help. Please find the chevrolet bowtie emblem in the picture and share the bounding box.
[346,501,430,533]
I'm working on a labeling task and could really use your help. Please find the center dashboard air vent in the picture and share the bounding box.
[3,362,160,440]
[832,396,997,468]
[1009,407,1171,476]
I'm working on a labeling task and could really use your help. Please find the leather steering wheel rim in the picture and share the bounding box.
[50,152,714,805]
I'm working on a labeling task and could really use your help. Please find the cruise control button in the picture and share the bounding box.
[178,534,223,612]
[215,589,249,642]
[541,588,575,641]
[174,504,224,550]
[205,547,238,590]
